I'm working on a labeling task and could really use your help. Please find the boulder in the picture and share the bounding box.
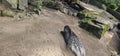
[78,9,118,29]
[107,8,120,21]
[2,0,28,10]
[78,9,118,38]
[88,0,107,10]
[1,9,15,17]
[76,1,104,13]
[96,11,118,29]
[28,0,36,6]
[18,0,28,10]
[79,22,103,38]
[2,0,18,9]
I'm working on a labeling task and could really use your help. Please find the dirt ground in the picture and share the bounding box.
[0,8,111,56]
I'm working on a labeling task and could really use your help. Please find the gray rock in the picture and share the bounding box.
[68,10,73,16]
[107,8,120,21]
[2,0,28,10]
[18,0,28,10]
[72,12,78,17]
[96,11,118,29]
[60,7,68,14]
[2,0,18,9]
[88,0,107,10]
[28,0,34,4]
[57,2,65,11]
[58,2,79,16]
[77,1,104,13]
[2,9,15,17]
[79,22,103,38]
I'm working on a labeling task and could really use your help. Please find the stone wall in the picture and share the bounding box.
[1,0,28,10]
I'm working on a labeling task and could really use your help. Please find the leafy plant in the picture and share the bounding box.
[86,18,96,24]
[34,0,43,15]
[101,0,120,11]
[101,24,110,37]
[78,10,100,20]
[108,4,118,11]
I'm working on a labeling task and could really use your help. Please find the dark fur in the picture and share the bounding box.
[61,25,86,56]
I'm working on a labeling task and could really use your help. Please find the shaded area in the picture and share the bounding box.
[1,0,13,9]
[79,22,102,38]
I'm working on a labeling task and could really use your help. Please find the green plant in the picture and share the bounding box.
[101,24,110,37]
[84,18,96,24]
[101,0,120,11]
[34,0,43,15]
[108,4,119,11]
[102,4,107,10]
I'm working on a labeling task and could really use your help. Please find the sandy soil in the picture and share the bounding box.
[0,8,111,56]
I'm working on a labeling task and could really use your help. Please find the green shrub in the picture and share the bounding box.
[85,18,96,24]
[101,24,110,37]
[101,0,120,11]
[108,4,118,11]
[34,0,43,15]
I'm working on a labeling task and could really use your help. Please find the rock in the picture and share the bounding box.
[68,10,73,16]
[79,22,103,38]
[79,20,113,38]
[110,50,118,56]
[18,0,28,10]
[57,2,79,16]
[70,2,84,11]
[96,11,118,29]
[88,0,107,10]
[78,9,118,38]
[2,0,18,9]
[76,1,104,13]
[28,0,36,6]
[17,12,26,18]
[28,0,34,4]
[2,0,28,10]
[72,12,77,17]
[56,2,64,10]
[107,8,120,21]
[78,9,118,29]
[60,7,68,14]
[1,9,15,17]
